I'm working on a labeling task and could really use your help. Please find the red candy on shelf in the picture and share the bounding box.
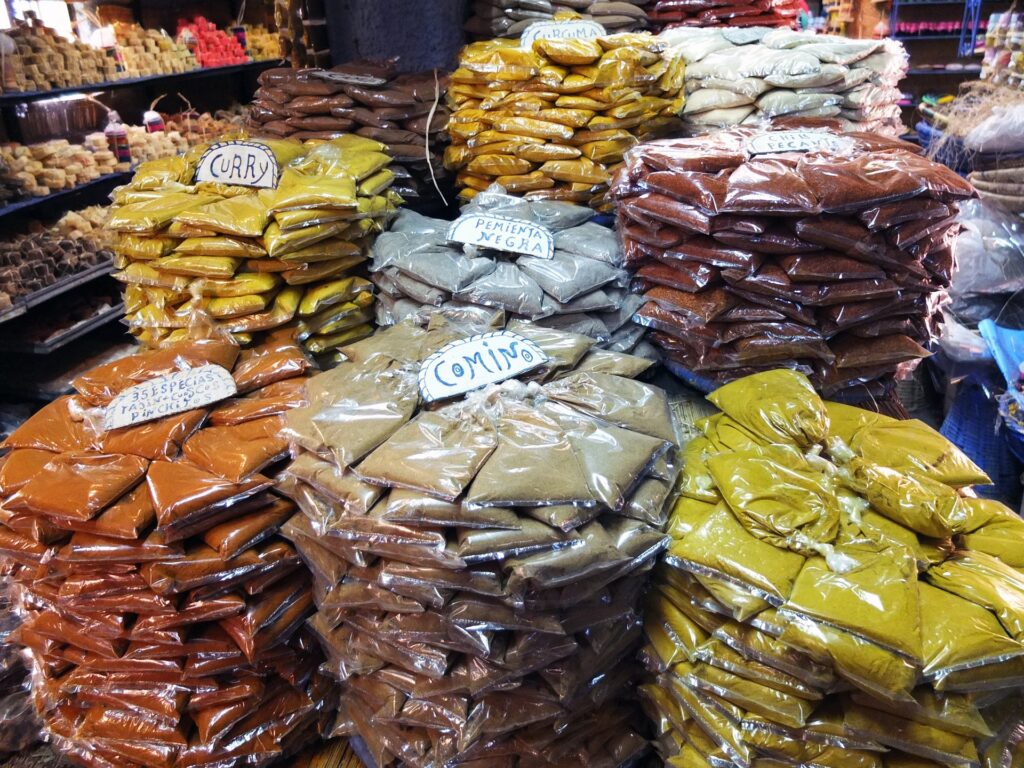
[177,17,250,68]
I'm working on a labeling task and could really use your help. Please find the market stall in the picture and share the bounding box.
[0,3,1018,768]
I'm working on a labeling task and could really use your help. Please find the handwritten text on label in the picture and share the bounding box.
[104,365,238,431]
[521,20,606,48]
[195,141,280,189]
[448,215,555,259]
[746,130,854,157]
[419,331,549,402]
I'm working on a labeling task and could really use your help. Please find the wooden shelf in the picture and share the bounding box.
[0,60,280,106]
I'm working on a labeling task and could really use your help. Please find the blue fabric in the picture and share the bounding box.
[978,318,1024,407]
[940,377,1022,504]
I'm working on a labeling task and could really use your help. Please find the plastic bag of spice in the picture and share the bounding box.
[641,368,1024,768]
[0,320,327,767]
[108,137,399,357]
[276,315,679,765]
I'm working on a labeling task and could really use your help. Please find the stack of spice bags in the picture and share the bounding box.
[0,331,332,767]
[647,0,799,29]
[465,1,652,39]
[279,313,679,767]
[659,27,908,135]
[610,127,975,399]
[107,135,400,361]
[249,63,451,208]
[372,187,649,352]
[642,368,1024,768]
[445,17,686,209]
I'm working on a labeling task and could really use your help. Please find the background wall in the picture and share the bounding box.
[325,0,468,71]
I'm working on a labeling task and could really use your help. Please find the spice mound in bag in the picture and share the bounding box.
[371,187,647,354]
[465,1,653,40]
[649,0,800,30]
[611,126,975,400]
[279,312,680,766]
[248,63,453,208]
[109,136,400,361]
[642,368,1024,768]
[445,21,686,209]
[660,27,907,136]
[0,330,336,768]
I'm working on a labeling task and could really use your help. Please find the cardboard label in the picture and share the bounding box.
[746,130,854,157]
[194,141,280,188]
[521,20,606,48]
[104,365,238,431]
[311,70,389,87]
[448,215,555,259]
[419,331,549,402]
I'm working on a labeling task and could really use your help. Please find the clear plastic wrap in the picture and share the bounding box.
[446,31,684,209]
[641,369,1024,768]
[108,137,399,359]
[0,331,331,767]
[610,126,974,398]
[278,315,680,766]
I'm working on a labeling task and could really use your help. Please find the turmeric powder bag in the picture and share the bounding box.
[640,369,1024,768]
[446,24,684,208]
[109,136,398,355]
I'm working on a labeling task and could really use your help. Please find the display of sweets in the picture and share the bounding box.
[643,368,1024,768]
[107,135,399,357]
[0,224,113,311]
[372,188,650,354]
[445,17,686,209]
[0,334,331,767]
[245,24,284,61]
[125,125,190,165]
[0,139,117,198]
[250,62,451,206]
[83,133,125,173]
[465,0,653,39]
[164,108,246,147]
[177,16,250,68]
[280,313,678,766]
[3,16,120,93]
[660,27,908,136]
[647,0,800,29]
[113,22,199,77]
[52,206,109,241]
[610,127,975,399]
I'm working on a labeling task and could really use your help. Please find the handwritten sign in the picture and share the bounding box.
[747,131,854,157]
[521,20,606,49]
[419,331,549,402]
[104,365,237,431]
[311,70,389,87]
[195,141,280,189]
[448,215,555,259]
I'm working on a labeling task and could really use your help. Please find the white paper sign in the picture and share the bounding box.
[521,20,606,48]
[419,331,549,402]
[448,215,555,259]
[311,70,389,87]
[195,141,280,189]
[746,131,854,157]
[104,365,238,431]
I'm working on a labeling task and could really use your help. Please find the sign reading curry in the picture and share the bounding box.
[194,140,281,189]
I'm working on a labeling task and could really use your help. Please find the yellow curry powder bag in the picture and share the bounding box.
[642,369,1024,768]
[108,138,398,359]
[445,18,685,209]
